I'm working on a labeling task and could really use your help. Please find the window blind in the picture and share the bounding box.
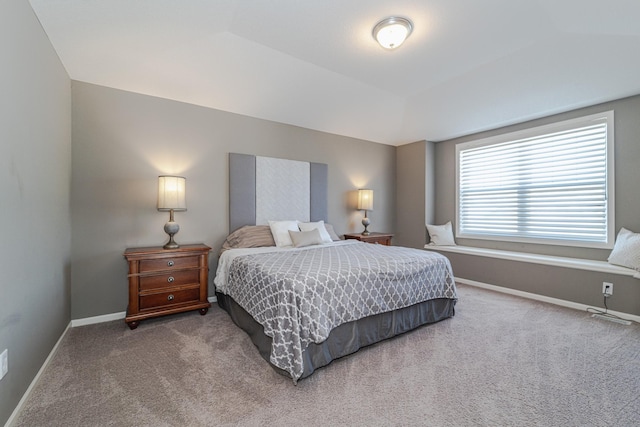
[457,113,613,247]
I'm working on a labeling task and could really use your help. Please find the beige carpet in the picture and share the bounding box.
[12,284,640,427]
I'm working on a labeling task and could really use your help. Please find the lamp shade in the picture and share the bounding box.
[157,175,187,211]
[357,189,374,211]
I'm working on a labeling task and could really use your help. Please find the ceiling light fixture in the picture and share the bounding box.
[372,16,413,50]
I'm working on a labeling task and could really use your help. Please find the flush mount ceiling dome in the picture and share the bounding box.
[372,16,413,50]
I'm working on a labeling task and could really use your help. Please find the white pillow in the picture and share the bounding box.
[298,220,332,243]
[288,229,324,248]
[268,220,300,247]
[608,227,640,271]
[426,221,456,246]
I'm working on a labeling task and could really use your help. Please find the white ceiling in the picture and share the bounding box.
[28,0,640,146]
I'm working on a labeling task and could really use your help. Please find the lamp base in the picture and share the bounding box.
[163,220,180,249]
[361,215,371,236]
[163,239,179,250]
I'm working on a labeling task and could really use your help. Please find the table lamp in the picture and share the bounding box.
[157,175,187,249]
[357,189,374,235]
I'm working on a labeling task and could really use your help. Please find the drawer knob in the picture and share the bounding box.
[167,294,174,301]
[167,260,175,267]
[167,276,175,283]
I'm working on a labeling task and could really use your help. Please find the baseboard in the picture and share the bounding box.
[70,296,218,327]
[5,322,71,427]
[71,311,126,327]
[457,277,640,323]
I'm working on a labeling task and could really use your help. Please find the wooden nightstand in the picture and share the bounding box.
[344,232,393,246]
[123,244,211,329]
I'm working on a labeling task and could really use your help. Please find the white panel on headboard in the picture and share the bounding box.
[255,157,310,224]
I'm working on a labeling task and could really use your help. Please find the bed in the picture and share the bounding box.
[214,154,458,383]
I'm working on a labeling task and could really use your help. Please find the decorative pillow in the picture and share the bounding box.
[298,220,333,243]
[268,220,300,247]
[221,225,275,252]
[288,229,324,248]
[426,221,456,246]
[323,223,341,241]
[608,227,640,271]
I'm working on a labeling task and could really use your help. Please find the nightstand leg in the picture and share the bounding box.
[199,307,209,315]
[127,321,139,330]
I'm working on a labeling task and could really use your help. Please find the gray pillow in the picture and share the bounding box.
[298,220,333,243]
[323,223,341,241]
[288,229,324,248]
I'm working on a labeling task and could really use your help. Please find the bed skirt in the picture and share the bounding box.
[216,292,456,380]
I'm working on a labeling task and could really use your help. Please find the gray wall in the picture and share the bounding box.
[395,140,435,248]
[71,81,396,319]
[0,0,71,424]
[434,95,640,316]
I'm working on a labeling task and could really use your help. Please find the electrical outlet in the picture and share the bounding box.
[0,349,7,380]
[602,282,613,297]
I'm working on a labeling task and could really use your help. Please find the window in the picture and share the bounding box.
[456,111,614,249]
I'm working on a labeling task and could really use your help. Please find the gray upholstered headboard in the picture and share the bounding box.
[229,153,328,232]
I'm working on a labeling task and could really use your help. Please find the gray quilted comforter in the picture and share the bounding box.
[215,241,457,382]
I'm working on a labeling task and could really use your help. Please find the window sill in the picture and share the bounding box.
[424,245,640,279]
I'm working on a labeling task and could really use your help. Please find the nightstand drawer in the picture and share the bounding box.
[139,287,200,310]
[139,255,200,273]
[139,269,200,291]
